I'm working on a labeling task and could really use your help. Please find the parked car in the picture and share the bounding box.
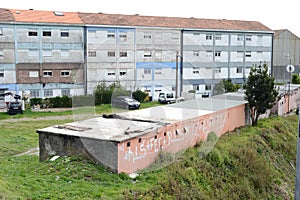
[158,92,176,104]
[111,96,140,110]
[7,101,23,115]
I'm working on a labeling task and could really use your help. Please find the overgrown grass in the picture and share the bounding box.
[0,111,298,199]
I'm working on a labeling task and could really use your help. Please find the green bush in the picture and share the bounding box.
[132,90,148,102]
[30,98,43,107]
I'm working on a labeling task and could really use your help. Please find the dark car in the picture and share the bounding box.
[111,96,140,110]
[7,102,23,115]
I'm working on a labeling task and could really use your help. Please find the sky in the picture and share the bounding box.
[1,0,300,37]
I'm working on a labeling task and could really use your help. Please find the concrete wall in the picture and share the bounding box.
[117,103,246,173]
[38,132,119,172]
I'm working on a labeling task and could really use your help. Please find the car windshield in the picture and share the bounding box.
[10,102,20,106]
[124,98,134,102]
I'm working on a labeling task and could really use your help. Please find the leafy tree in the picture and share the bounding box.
[213,79,240,95]
[292,74,300,84]
[244,64,278,126]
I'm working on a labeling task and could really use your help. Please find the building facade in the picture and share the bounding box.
[273,29,300,82]
[0,9,274,102]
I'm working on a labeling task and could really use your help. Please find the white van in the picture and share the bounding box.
[158,92,176,104]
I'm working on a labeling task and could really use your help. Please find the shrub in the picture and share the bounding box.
[30,98,43,107]
[132,90,148,102]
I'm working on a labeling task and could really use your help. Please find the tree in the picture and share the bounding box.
[292,74,300,84]
[244,64,278,126]
[213,79,240,95]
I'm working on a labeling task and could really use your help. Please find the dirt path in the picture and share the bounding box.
[0,115,74,125]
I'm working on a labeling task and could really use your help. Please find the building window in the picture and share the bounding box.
[28,49,39,57]
[120,71,127,76]
[215,67,221,73]
[107,32,115,38]
[0,70,4,77]
[61,89,70,96]
[193,85,200,91]
[88,51,96,57]
[107,71,116,76]
[28,30,38,36]
[0,28,3,36]
[155,68,162,74]
[237,35,244,41]
[245,35,252,41]
[61,50,70,57]
[29,71,39,78]
[61,70,70,77]
[193,51,199,57]
[192,67,199,74]
[0,51,3,58]
[144,51,152,57]
[144,34,152,39]
[43,71,53,77]
[245,51,251,57]
[44,89,53,97]
[205,85,212,90]
[60,30,69,37]
[193,32,200,36]
[206,34,213,40]
[257,35,263,42]
[144,68,151,74]
[119,32,127,40]
[42,50,52,57]
[30,90,39,98]
[120,52,127,57]
[43,31,51,37]
[215,51,221,57]
[215,34,222,40]
[236,67,243,73]
[107,51,115,57]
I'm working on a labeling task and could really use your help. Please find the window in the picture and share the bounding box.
[61,70,70,77]
[43,31,51,37]
[120,71,127,76]
[245,35,252,41]
[28,49,38,57]
[237,51,244,58]
[43,71,53,77]
[215,67,221,73]
[29,71,39,78]
[107,71,115,76]
[205,85,212,90]
[237,35,244,41]
[107,32,115,38]
[0,51,3,58]
[215,34,222,40]
[88,51,96,57]
[193,85,200,91]
[192,67,199,74]
[120,52,127,57]
[236,67,243,73]
[0,28,3,36]
[61,50,70,57]
[155,68,162,74]
[257,35,263,42]
[206,34,213,40]
[193,51,199,57]
[107,51,115,57]
[245,51,251,57]
[61,89,70,96]
[144,34,152,39]
[42,50,52,57]
[193,33,200,36]
[215,51,221,57]
[30,90,39,98]
[144,51,152,57]
[119,32,127,38]
[144,68,151,74]
[0,70,4,77]
[60,30,69,37]
[44,89,53,97]
[28,30,38,36]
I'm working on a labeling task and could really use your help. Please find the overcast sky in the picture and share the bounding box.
[1,0,300,37]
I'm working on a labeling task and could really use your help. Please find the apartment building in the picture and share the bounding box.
[0,8,274,101]
[0,8,85,103]
[273,29,300,82]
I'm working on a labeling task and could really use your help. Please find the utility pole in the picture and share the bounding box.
[295,103,300,199]
[175,51,179,99]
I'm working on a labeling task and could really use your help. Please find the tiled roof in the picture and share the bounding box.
[1,9,82,24]
[0,8,272,32]
[79,12,273,32]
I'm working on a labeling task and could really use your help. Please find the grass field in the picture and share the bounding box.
[0,104,298,199]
